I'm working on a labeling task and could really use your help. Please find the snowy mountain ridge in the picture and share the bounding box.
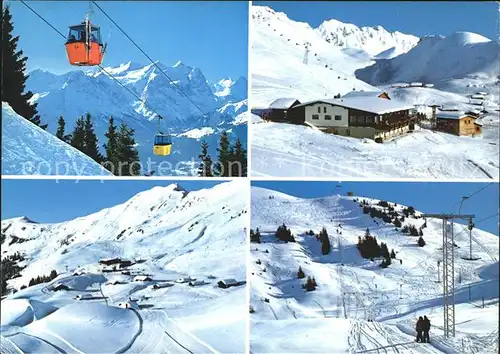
[1,181,247,352]
[22,60,248,175]
[250,186,499,353]
[27,60,247,130]
[316,18,419,58]
[1,180,247,289]
[356,31,500,87]
[253,5,419,59]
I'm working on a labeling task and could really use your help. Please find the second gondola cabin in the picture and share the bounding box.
[153,134,172,156]
[65,17,105,66]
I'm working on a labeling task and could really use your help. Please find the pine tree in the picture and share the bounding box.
[418,236,426,247]
[320,227,331,255]
[380,242,390,259]
[214,131,231,177]
[198,141,214,177]
[55,116,71,142]
[70,117,86,151]
[103,116,119,173]
[83,113,104,163]
[304,276,316,291]
[2,6,47,129]
[250,228,261,243]
[230,137,247,177]
[390,249,396,259]
[297,266,305,279]
[116,122,141,176]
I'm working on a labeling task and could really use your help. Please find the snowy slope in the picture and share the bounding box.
[1,102,111,176]
[316,19,419,57]
[24,61,248,175]
[356,33,500,88]
[251,6,378,108]
[1,181,247,353]
[251,120,499,179]
[250,186,499,353]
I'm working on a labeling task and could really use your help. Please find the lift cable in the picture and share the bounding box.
[19,0,166,122]
[449,183,495,211]
[91,0,208,118]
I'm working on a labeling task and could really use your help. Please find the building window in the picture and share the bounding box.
[325,115,332,120]
[317,107,321,113]
[335,115,341,121]
[323,107,327,113]
[312,114,319,120]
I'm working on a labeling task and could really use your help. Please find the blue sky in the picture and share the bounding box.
[1,179,225,223]
[255,1,497,40]
[8,1,248,81]
[252,181,500,235]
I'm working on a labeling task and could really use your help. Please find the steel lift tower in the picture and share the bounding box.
[422,213,475,338]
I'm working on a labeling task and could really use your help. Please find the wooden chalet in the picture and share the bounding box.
[435,111,482,136]
[217,279,246,289]
[261,98,302,123]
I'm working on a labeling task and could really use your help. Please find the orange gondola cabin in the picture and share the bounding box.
[65,16,106,66]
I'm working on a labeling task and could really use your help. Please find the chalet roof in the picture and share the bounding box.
[341,91,386,99]
[268,98,300,109]
[219,278,238,285]
[295,97,414,115]
[436,111,474,120]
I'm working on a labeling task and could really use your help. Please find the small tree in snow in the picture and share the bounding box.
[418,236,426,247]
[297,266,305,279]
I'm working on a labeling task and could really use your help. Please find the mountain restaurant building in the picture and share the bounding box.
[290,97,417,141]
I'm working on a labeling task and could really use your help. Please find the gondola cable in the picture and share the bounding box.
[19,0,170,148]
[91,1,208,118]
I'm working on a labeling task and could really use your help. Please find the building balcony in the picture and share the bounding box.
[349,114,418,130]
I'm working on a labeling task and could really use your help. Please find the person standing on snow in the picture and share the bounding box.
[423,316,431,343]
[415,316,424,342]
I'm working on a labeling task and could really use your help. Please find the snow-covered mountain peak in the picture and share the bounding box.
[173,60,185,68]
[356,29,500,86]
[315,18,419,56]
[447,31,491,44]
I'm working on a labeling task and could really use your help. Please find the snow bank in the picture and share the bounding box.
[1,102,111,176]
[1,299,58,327]
[23,303,140,353]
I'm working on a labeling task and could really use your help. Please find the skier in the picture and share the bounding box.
[423,316,431,343]
[400,259,403,265]
[415,316,424,342]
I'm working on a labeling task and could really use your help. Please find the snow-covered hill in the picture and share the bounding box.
[316,19,419,58]
[23,61,248,175]
[251,6,379,107]
[1,102,111,176]
[250,186,499,353]
[356,33,500,90]
[1,181,247,352]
